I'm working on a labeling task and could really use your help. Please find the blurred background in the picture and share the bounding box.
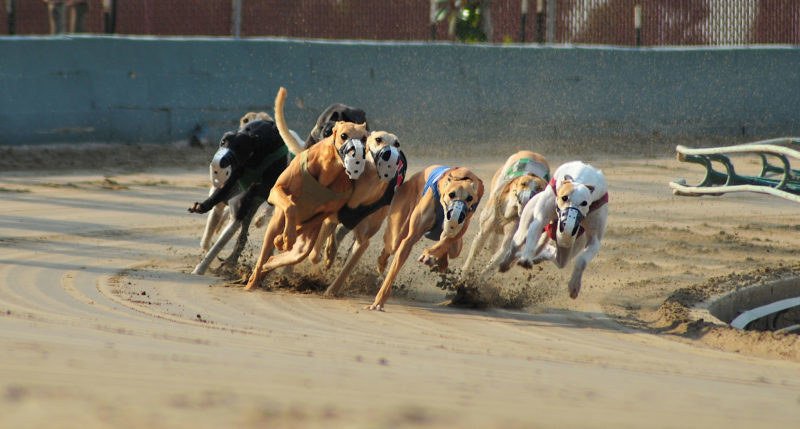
[4,0,798,46]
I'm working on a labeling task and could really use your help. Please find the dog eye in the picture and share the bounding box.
[394,140,400,147]
[448,192,456,199]
[581,201,588,206]
[466,195,473,202]
[375,137,382,143]
[561,195,569,202]
[341,133,348,140]
[242,118,248,123]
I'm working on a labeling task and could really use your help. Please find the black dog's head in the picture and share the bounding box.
[306,103,369,147]
[210,120,279,188]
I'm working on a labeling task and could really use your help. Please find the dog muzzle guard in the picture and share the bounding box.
[442,200,468,237]
[370,145,401,181]
[338,138,367,179]
[210,147,238,188]
[516,188,534,208]
[556,206,585,248]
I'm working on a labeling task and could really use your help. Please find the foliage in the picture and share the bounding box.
[433,0,489,43]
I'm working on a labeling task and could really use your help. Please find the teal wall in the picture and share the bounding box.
[1,36,799,148]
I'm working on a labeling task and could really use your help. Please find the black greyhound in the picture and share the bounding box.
[188,119,296,274]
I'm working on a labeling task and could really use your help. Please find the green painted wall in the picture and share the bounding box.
[1,36,798,148]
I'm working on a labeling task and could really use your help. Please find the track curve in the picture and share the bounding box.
[1,166,799,428]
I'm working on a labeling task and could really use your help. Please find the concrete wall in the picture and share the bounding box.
[1,36,798,149]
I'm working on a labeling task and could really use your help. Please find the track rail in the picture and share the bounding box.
[669,137,800,202]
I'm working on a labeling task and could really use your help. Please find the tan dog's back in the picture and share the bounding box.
[490,151,549,196]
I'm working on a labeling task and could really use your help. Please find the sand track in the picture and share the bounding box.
[1,159,800,428]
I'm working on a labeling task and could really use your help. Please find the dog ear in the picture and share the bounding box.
[329,121,344,143]
[442,172,454,186]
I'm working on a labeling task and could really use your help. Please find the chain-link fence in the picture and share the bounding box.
[3,0,798,45]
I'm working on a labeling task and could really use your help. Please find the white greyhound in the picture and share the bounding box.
[497,160,608,299]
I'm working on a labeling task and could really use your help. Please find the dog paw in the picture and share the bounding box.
[517,258,534,269]
[531,256,547,265]
[253,214,266,228]
[363,304,384,311]
[568,279,581,299]
[418,252,437,267]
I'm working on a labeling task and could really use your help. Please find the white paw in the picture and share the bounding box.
[368,304,384,311]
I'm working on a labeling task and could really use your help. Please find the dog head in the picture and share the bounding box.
[367,131,404,182]
[511,174,548,214]
[554,175,594,248]
[210,120,275,188]
[210,131,239,188]
[308,104,369,145]
[438,168,483,238]
[239,112,273,131]
[330,121,369,179]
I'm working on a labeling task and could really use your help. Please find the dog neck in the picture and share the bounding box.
[310,140,352,189]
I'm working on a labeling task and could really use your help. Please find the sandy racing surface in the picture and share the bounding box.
[2,143,800,428]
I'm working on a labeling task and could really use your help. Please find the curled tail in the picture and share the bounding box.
[274,87,305,156]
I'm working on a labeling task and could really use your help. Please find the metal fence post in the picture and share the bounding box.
[546,0,555,43]
[6,0,15,35]
[232,0,242,38]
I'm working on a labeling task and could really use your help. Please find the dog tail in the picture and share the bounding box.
[274,87,305,156]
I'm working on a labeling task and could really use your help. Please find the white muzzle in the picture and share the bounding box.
[339,138,367,179]
[556,206,584,248]
[443,200,468,238]
[371,145,401,181]
[210,147,235,188]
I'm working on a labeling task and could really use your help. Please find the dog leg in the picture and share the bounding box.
[221,202,260,271]
[258,230,318,274]
[268,184,299,251]
[309,216,336,265]
[325,232,368,296]
[260,214,327,274]
[327,209,386,296]
[498,197,535,272]
[377,215,409,274]
[325,224,350,270]
[193,218,241,275]
[245,212,285,290]
[460,204,496,275]
[418,237,453,268]
[252,205,273,229]
[516,218,548,269]
[566,208,607,299]
[367,228,425,310]
[461,227,485,276]
[437,254,449,272]
[200,202,226,251]
[480,221,517,278]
